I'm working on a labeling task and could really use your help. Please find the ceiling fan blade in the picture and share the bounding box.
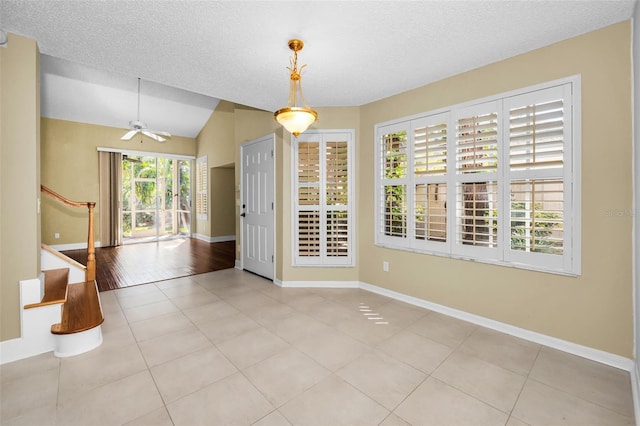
[121,129,139,140]
[122,155,142,163]
[142,130,166,142]
[153,130,172,138]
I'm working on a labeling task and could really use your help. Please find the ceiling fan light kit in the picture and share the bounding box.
[121,78,171,142]
[274,39,318,137]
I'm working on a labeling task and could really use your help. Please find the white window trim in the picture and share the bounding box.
[97,147,195,161]
[291,129,356,267]
[374,76,581,276]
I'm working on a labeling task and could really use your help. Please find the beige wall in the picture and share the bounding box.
[632,3,640,367]
[198,101,236,168]
[195,101,235,238]
[41,118,196,245]
[358,21,633,357]
[210,167,236,237]
[0,34,41,341]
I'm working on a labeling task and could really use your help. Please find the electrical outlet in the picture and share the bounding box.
[54,233,60,239]
[383,261,389,272]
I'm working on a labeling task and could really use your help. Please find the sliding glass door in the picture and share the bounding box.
[122,155,191,243]
[161,158,192,237]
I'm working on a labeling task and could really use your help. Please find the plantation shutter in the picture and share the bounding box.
[414,122,447,176]
[196,156,207,220]
[452,102,500,259]
[503,84,572,271]
[294,131,354,266]
[297,140,321,258]
[378,123,409,245]
[456,111,498,174]
[509,100,564,171]
[412,114,449,250]
[326,141,349,257]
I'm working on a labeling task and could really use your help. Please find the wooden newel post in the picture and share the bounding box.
[87,202,96,281]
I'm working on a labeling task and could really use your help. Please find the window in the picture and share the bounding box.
[196,156,207,220]
[293,130,354,266]
[375,77,579,275]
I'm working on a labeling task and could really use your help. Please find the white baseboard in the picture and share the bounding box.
[278,280,360,289]
[271,277,635,371]
[234,260,242,270]
[359,281,635,372]
[48,241,102,251]
[4,272,636,380]
[193,233,236,243]
[0,337,54,365]
[631,363,640,426]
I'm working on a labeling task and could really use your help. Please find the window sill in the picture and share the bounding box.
[374,242,579,277]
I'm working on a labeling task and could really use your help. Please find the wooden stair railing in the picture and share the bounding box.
[41,185,96,281]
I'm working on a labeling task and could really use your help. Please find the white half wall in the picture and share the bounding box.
[0,278,58,364]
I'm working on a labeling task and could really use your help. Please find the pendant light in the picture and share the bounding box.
[274,39,318,137]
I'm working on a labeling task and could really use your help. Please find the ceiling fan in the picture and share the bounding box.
[121,78,171,143]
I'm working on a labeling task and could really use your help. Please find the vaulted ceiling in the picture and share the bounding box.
[1,0,637,138]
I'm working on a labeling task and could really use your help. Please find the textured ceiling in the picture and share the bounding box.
[0,0,637,138]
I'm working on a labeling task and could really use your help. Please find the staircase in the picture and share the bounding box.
[24,265,104,357]
[0,187,105,364]
[25,186,104,358]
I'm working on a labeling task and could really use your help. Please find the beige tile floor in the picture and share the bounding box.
[1,268,635,425]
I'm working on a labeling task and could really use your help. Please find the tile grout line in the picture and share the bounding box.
[174,274,298,425]
[380,324,473,424]
[38,270,637,425]
[525,375,636,421]
[155,274,269,419]
[504,344,542,425]
[121,287,176,425]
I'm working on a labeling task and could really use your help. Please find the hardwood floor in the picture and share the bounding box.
[62,238,236,292]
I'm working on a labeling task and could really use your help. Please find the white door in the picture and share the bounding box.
[241,135,275,280]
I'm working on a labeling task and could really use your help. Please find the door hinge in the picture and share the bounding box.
[271,255,274,263]
[270,149,274,158]
[271,202,274,210]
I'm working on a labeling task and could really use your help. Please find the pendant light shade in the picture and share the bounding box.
[274,39,318,137]
[274,107,318,136]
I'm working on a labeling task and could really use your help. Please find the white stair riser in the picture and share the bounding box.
[53,326,103,358]
[41,249,85,283]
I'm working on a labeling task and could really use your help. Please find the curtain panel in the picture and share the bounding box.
[98,151,122,247]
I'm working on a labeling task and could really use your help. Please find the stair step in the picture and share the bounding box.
[24,268,69,309]
[51,280,104,335]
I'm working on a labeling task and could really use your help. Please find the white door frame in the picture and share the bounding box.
[239,134,276,280]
